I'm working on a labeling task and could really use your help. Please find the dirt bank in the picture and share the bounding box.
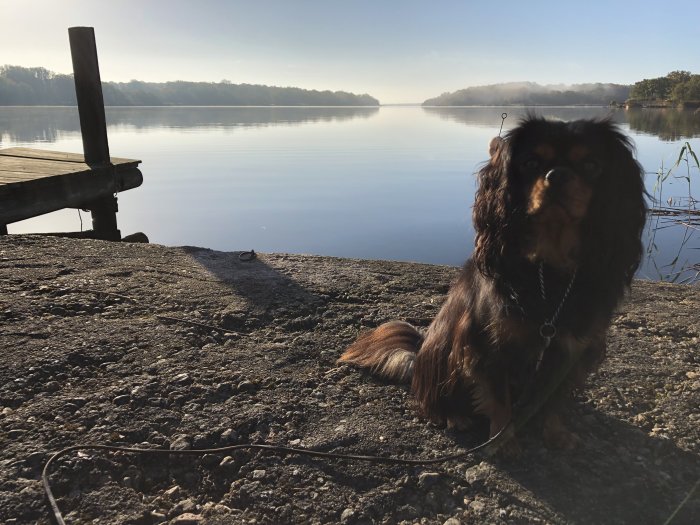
[0,236,698,524]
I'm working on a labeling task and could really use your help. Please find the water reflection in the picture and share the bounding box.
[1,106,697,283]
[0,106,379,143]
[422,106,625,127]
[625,108,700,141]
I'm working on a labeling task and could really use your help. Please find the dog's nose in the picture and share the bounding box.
[545,167,574,185]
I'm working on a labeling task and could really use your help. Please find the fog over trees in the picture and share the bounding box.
[2,66,697,107]
[423,82,631,106]
[0,66,379,106]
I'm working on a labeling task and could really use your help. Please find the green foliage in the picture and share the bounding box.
[648,141,700,283]
[670,75,700,103]
[0,66,380,106]
[630,70,699,104]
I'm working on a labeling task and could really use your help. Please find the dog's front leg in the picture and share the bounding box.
[473,374,520,457]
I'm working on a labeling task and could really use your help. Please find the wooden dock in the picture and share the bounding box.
[0,26,144,241]
[0,148,142,236]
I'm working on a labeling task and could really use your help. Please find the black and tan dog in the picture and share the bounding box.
[339,116,647,453]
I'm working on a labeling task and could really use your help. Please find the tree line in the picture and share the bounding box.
[423,71,700,107]
[628,71,700,106]
[0,66,379,106]
[422,82,631,106]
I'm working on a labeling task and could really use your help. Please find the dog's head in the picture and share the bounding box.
[473,116,647,290]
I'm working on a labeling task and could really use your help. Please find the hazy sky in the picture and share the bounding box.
[3,0,700,104]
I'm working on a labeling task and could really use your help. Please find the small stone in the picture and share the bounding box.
[45,381,60,392]
[8,429,25,439]
[63,402,79,413]
[465,462,491,484]
[469,500,486,513]
[252,469,266,479]
[237,380,255,392]
[171,513,202,525]
[26,451,46,467]
[176,498,197,514]
[201,454,219,468]
[340,508,355,522]
[170,436,191,451]
[192,434,212,449]
[163,485,181,499]
[418,471,440,488]
[215,382,233,395]
[219,456,236,468]
[221,429,238,443]
[113,394,130,406]
[173,373,191,385]
[149,511,166,523]
[122,476,136,488]
[443,518,462,525]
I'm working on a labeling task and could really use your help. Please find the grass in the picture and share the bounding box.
[646,142,699,284]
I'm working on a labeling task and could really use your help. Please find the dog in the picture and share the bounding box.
[339,116,647,453]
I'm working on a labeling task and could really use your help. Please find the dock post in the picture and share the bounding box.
[68,26,120,241]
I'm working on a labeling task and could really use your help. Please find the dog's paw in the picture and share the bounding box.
[446,415,473,431]
[485,436,522,460]
[542,415,580,450]
[484,424,521,459]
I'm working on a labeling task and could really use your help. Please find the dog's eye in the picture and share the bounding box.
[582,160,601,177]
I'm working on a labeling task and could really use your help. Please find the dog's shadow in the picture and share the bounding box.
[467,409,700,524]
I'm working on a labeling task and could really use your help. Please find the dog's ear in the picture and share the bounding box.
[472,136,514,279]
[583,121,647,291]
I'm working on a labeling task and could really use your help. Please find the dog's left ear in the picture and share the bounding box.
[584,121,648,291]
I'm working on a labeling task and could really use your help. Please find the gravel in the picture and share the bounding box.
[0,235,698,524]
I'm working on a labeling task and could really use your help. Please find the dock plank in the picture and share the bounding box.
[0,147,143,225]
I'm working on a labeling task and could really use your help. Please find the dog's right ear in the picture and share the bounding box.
[473,137,513,279]
[488,136,504,160]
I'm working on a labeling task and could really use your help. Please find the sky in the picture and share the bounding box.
[3,0,700,104]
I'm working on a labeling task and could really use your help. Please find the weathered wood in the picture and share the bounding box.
[0,147,138,166]
[0,148,142,225]
[69,26,120,239]
[69,27,110,166]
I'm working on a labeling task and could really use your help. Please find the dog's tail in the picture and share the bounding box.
[337,321,423,383]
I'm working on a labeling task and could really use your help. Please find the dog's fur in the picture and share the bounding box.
[339,116,647,452]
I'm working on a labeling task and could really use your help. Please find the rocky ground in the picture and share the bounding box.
[0,235,698,525]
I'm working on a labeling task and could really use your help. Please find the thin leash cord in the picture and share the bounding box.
[498,112,508,137]
[41,260,583,524]
[43,344,580,525]
[42,425,511,525]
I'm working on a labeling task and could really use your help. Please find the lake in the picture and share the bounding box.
[1,106,699,282]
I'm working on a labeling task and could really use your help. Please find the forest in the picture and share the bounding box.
[423,71,700,107]
[423,82,631,106]
[0,66,379,106]
[627,70,700,107]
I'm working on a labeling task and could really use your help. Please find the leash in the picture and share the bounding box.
[42,340,580,525]
[41,262,577,524]
[44,351,584,525]
[43,424,513,525]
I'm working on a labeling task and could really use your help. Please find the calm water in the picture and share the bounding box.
[1,106,699,281]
